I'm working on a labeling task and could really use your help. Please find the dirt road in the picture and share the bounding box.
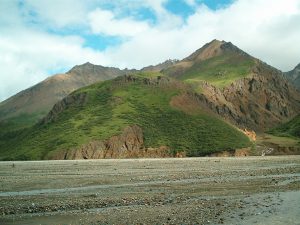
[0,156,299,224]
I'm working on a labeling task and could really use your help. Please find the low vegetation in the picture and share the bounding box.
[269,114,300,138]
[163,53,255,90]
[0,75,251,160]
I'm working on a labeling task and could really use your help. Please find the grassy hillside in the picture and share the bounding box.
[0,112,46,136]
[0,63,128,132]
[164,52,255,89]
[0,75,251,160]
[269,114,300,138]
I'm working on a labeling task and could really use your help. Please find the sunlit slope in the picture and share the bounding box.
[0,75,251,160]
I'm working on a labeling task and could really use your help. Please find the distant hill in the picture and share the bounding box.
[284,63,300,90]
[0,63,132,131]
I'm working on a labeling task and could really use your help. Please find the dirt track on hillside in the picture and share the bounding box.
[0,156,299,225]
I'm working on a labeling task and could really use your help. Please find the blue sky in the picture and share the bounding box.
[0,0,300,101]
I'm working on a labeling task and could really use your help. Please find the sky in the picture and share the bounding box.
[0,0,300,102]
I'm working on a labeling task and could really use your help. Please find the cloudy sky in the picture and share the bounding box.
[0,0,300,101]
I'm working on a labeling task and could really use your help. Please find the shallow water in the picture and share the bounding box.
[226,191,300,225]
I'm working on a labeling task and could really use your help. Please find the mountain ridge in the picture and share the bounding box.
[284,63,300,90]
[0,63,133,130]
[0,75,252,160]
[1,39,300,160]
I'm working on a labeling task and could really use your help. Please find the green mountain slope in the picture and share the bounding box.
[269,114,300,138]
[162,40,255,89]
[162,40,300,131]
[1,39,299,135]
[0,75,251,160]
[0,63,131,132]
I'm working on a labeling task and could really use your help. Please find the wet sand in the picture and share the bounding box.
[0,156,299,224]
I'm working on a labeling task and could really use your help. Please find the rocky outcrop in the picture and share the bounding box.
[114,75,187,91]
[242,129,256,141]
[195,62,300,131]
[40,92,87,124]
[46,125,172,160]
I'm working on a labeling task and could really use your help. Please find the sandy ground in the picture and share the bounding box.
[0,156,299,225]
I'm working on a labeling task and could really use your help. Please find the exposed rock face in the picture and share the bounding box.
[41,92,87,124]
[284,63,300,90]
[195,62,300,131]
[47,125,172,160]
[114,74,187,91]
[242,129,256,141]
[158,40,300,131]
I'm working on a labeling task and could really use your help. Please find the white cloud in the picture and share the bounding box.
[0,27,107,101]
[88,8,150,36]
[0,0,300,102]
[101,0,300,71]
[18,0,93,28]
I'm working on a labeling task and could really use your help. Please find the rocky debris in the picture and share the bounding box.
[208,148,251,157]
[1,157,299,224]
[242,129,256,141]
[47,125,172,160]
[257,144,300,156]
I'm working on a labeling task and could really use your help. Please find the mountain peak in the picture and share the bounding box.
[83,62,94,66]
[184,39,248,62]
[208,39,225,45]
[67,62,106,74]
[67,62,102,74]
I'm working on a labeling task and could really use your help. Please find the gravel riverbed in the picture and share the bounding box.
[0,156,299,224]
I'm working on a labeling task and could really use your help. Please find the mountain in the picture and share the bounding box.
[0,75,251,160]
[1,39,300,160]
[284,63,300,90]
[162,40,300,131]
[162,39,252,85]
[0,63,132,131]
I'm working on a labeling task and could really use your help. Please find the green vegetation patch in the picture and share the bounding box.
[0,76,251,160]
[181,53,255,88]
[0,112,45,135]
[268,114,300,138]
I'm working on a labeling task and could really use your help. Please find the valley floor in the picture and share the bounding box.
[0,156,299,225]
